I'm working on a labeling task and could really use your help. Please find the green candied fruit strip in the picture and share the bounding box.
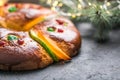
[8,7,17,12]
[47,27,55,32]
[7,35,18,41]
[29,31,58,62]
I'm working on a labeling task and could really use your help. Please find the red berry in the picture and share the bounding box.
[17,39,24,45]
[15,4,19,8]
[57,29,64,33]
[0,41,6,46]
[56,19,64,25]
[4,3,8,7]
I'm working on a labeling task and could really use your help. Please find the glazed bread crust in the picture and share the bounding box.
[0,3,81,70]
[0,28,53,70]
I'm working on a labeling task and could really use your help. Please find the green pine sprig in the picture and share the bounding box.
[86,4,112,28]
[81,3,112,41]
[110,8,120,28]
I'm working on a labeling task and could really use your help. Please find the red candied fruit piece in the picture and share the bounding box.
[17,39,24,45]
[56,19,64,25]
[57,29,64,33]
[4,3,8,7]
[15,4,19,8]
[0,41,6,46]
[15,4,22,8]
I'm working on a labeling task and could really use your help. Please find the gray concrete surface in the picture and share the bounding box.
[0,23,120,80]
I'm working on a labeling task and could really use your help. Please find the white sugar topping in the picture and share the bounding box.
[45,20,77,42]
[49,29,76,42]
[20,8,40,18]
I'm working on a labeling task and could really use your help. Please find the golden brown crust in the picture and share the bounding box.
[0,46,53,71]
[0,3,57,31]
[10,46,53,71]
[0,28,53,70]
[34,17,81,57]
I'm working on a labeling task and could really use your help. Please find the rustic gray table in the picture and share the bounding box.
[0,22,120,80]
